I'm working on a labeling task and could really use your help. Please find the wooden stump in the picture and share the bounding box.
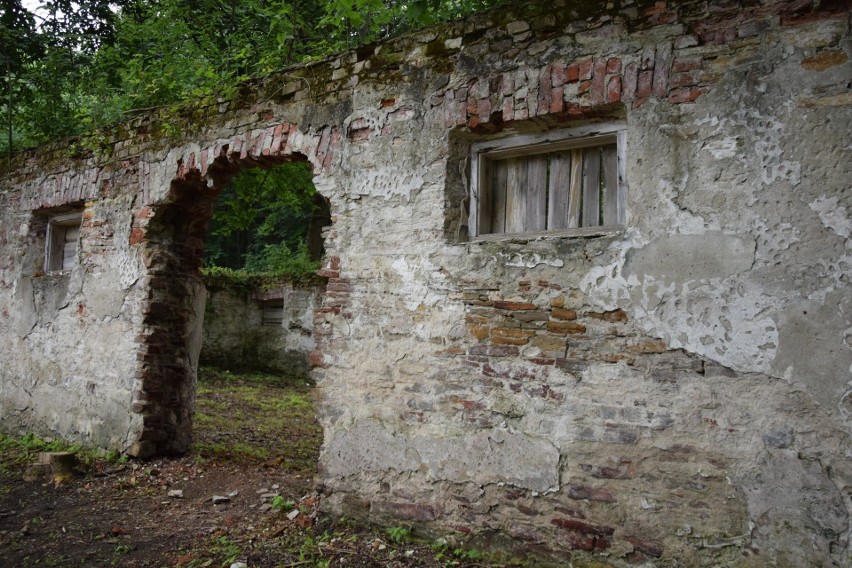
[36,451,77,486]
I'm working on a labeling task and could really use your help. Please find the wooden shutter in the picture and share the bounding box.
[601,144,620,226]
[473,129,624,236]
[547,152,571,230]
[582,147,601,227]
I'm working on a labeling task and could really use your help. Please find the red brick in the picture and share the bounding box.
[643,1,667,15]
[588,309,627,322]
[606,76,621,103]
[551,63,565,88]
[550,87,564,113]
[554,506,586,518]
[606,57,622,74]
[550,518,614,536]
[578,80,592,95]
[578,59,593,80]
[565,63,580,82]
[637,70,654,98]
[129,227,145,245]
[326,280,351,292]
[454,398,485,410]
[547,321,586,335]
[493,327,536,339]
[551,308,577,320]
[626,536,664,558]
[669,70,701,89]
[566,484,617,503]
[672,57,704,73]
[667,87,707,103]
[494,301,537,311]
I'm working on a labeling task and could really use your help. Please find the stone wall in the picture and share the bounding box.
[0,0,850,564]
[200,279,321,374]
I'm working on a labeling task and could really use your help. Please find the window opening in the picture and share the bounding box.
[469,123,626,238]
[45,210,83,272]
[260,299,285,326]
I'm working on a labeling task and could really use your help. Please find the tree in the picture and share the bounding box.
[204,161,326,276]
[1,0,42,156]
[3,0,506,155]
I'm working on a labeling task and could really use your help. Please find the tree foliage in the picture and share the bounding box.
[204,161,323,277]
[1,0,505,156]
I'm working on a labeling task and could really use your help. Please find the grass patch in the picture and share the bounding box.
[192,366,322,473]
[0,432,127,473]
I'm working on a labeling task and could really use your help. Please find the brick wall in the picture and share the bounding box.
[1,0,850,564]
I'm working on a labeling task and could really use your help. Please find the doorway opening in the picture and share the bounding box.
[192,160,331,474]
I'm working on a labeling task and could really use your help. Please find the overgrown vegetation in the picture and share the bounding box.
[202,161,325,282]
[1,0,506,156]
[0,432,125,472]
[193,366,322,472]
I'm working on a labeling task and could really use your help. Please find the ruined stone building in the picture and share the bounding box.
[1,0,850,564]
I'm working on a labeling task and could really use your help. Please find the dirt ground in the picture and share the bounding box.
[0,369,508,568]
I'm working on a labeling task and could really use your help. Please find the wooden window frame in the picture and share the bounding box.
[44,210,83,272]
[469,122,627,240]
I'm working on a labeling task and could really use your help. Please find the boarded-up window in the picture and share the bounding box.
[469,124,626,238]
[45,211,83,272]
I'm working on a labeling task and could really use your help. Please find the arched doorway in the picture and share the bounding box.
[130,150,331,460]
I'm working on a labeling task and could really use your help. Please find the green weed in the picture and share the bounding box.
[271,495,295,512]
[386,525,410,543]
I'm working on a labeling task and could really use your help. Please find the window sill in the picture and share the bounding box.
[468,225,624,244]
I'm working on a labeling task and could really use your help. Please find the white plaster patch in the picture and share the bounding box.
[498,252,564,268]
[390,256,444,310]
[581,244,778,374]
[702,136,739,159]
[809,195,852,238]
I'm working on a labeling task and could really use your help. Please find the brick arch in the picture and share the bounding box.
[128,146,325,457]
